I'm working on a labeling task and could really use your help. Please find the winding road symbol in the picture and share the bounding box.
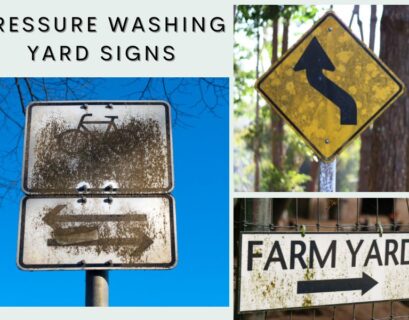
[294,37,357,125]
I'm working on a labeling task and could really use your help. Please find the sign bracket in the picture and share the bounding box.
[319,160,336,192]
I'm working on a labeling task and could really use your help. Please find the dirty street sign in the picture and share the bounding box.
[23,101,173,194]
[239,232,409,312]
[255,12,404,161]
[18,195,177,270]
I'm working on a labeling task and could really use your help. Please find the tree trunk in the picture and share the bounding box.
[271,18,288,172]
[272,18,279,62]
[307,161,319,191]
[254,18,261,192]
[366,6,409,191]
[358,5,377,191]
[269,18,282,174]
[369,5,377,50]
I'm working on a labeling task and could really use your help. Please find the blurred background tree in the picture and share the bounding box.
[360,6,409,191]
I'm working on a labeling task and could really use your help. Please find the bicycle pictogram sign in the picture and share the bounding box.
[23,101,174,195]
[57,113,131,155]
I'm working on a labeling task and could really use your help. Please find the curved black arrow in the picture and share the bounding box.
[294,37,357,125]
[297,272,378,295]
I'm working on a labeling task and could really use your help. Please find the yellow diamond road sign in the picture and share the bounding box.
[256,12,405,161]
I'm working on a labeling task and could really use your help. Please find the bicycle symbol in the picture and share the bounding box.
[57,113,130,155]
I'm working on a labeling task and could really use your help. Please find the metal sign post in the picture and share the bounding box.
[86,270,109,307]
[319,160,336,192]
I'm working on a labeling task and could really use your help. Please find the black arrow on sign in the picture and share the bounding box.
[294,37,357,125]
[297,272,378,295]
[42,204,153,256]
[43,205,147,226]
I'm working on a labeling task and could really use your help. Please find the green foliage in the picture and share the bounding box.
[260,161,311,191]
[233,132,255,191]
[291,6,319,23]
[257,122,312,191]
[235,5,316,27]
[336,138,360,192]
[283,123,315,169]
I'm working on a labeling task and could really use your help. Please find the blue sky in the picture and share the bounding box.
[0,78,229,306]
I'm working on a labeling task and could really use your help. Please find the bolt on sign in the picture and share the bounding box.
[18,196,176,270]
[255,12,405,161]
[238,232,409,312]
[23,101,173,194]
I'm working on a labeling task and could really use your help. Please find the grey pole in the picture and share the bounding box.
[86,270,109,306]
[319,160,336,192]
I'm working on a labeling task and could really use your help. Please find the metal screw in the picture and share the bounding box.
[325,138,330,144]
[106,260,113,266]
[105,196,113,204]
[104,184,118,192]
[78,195,87,204]
[106,103,113,109]
[328,27,333,32]
[77,184,88,193]
[79,260,86,266]
[80,104,88,110]
[105,184,113,192]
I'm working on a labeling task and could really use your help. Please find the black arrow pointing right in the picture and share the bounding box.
[297,272,378,295]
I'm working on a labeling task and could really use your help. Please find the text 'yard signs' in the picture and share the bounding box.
[18,195,177,270]
[23,101,173,194]
[255,12,404,161]
[239,232,409,312]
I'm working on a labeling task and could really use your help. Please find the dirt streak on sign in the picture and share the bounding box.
[239,232,409,312]
[255,12,404,161]
[18,195,177,270]
[22,101,173,194]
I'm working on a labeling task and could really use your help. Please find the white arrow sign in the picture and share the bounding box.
[18,195,177,270]
[239,232,409,312]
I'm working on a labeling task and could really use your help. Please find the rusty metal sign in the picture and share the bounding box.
[238,232,409,312]
[255,12,404,161]
[18,195,177,270]
[22,101,173,194]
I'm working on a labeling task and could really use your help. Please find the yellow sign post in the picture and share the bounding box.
[256,12,404,162]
